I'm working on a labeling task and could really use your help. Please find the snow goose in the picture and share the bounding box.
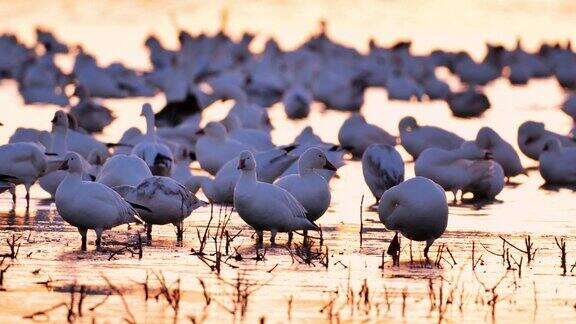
[202,147,298,204]
[362,144,404,204]
[447,87,491,118]
[275,148,336,222]
[170,146,195,185]
[398,116,464,160]
[223,86,272,131]
[338,113,396,157]
[282,84,312,119]
[131,103,174,176]
[474,127,524,180]
[39,111,93,198]
[69,86,115,133]
[0,142,47,207]
[234,151,318,246]
[517,121,576,160]
[560,94,576,121]
[415,143,494,201]
[538,139,576,184]
[221,115,275,151]
[55,152,142,251]
[114,176,207,243]
[96,154,152,188]
[378,176,448,263]
[195,121,251,175]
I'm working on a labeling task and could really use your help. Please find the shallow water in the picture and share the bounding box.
[1,1,576,323]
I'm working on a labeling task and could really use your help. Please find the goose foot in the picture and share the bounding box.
[175,222,184,245]
[424,239,433,265]
[95,228,103,252]
[256,230,264,248]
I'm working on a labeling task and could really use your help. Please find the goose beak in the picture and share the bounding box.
[195,129,205,135]
[323,160,337,171]
[51,116,57,123]
[484,151,493,160]
[58,160,69,171]
[188,152,197,160]
[237,158,245,170]
[0,122,3,126]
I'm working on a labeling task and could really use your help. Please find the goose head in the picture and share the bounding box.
[299,147,337,173]
[347,113,366,125]
[87,148,109,166]
[221,114,242,131]
[476,127,497,149]
[51,110,69,132]
[140,103,154,118]
[519,121,545,145]
[175,145,195,162]
[237,150,256,171]
[398,116,418,133]
[59,152,83,173]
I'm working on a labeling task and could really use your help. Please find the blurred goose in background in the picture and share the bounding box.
[447,87,491,118]
[473,127,524,180]
[398,116,464,160]
[385,69,424,101]
[538,139,576,185]
[55,152,142,251]
[275,147,335,222]
[221,114,275,151]
[170,146,195,185]
[36,28,68,54]
[362,144,404,204]
[518,121,576,160]
[69,85,115,133]
[131,103,174,176]
[114,176,207,243]
[282,83,313,119]
[223,86,273,131]
[415,143,495,201]
[73,50,127,98]
[195,121,252,175]
[234,151,318,246]
[338,113,396,157]
[97,154,152,188]
[201,146,298,204]
[378,176,448,263]
[19,54,69,107]
[560,94,576,121]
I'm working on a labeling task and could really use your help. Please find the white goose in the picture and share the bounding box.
[221,115,275,151]
[338,113,396,156]
[474,127,524,180]
[361,144,404,203]
[131,103,174,176]
[378,176,448,262]
[0,142,47,207]
[415,144,494,201]
[195,121,252,175]
[55,152,142,251]
[398,116,464,159]
[234,151,318,246]
[517,121,576,160]
[538,138,576,184]
[201,147,298,204]
[96,154,152,188]
[560,94,576,121]
[170,146,195,185]
[39,111,92,198]
[275,148,336,222]
[114,176,207,243]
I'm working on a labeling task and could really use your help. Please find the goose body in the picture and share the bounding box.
[338,113,396,156]
[234,151,317,245]
[538,139,576,184]
[362,144,404,203]
[518,121,576,160]
[275,148,335,222]
[55,152,140,251]
[398,116,464,159]
[96,154,152,188]
[474,127,524,178]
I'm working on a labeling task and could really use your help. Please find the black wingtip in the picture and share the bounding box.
[0,174,19,181]
[44,152,58,156]
[128,201,152,213]
[281,144,298,153]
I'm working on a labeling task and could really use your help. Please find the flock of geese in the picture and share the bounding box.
[0,26,575,261]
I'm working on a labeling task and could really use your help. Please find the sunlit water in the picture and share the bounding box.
[1,1,576,323]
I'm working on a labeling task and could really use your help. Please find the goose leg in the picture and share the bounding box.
[287,232,293,246]
[387,232,400,266]
[78,228,88,251]
[424,239,434,264]
[270,229,277,246]
[95,228,103,251]
[256,230,264,248]
[175,221,184,243]
[451,190,458,203]
[303,229,309,247]
[146,224,153,245]
[25,191,30,210]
